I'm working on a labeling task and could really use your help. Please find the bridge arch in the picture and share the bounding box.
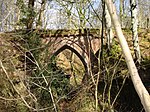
[51,45,88,72]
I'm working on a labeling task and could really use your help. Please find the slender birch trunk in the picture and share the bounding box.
[104,0,150,111]
[130,0,141,63]
[120,0,123,27]
[105,4,113,50]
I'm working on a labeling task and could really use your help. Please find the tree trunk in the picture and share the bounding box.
[105,4,113,50]
[120,0,124,27]
[104,0,150,111]
[37,0,46,28]
[130,0,141,63]
[27,0,35,29]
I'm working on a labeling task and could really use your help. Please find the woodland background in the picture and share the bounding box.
[0,0,150,112]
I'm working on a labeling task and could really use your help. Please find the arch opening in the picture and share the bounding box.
[50,45,88,85]
[51,45,88,71]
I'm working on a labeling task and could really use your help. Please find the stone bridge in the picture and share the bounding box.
[1,29,150,88]
[0,29,102,82]
[39,29,101,73]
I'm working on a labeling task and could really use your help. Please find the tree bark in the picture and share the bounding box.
[130,0,141,63]
[27,0,35,29]
[105,4,113,50]
[37,0,46,28]
[104,0,150,111]
[119,0,124,27]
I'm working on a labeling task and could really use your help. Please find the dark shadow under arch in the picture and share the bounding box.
[51,45,88,72]
[95,49,100,58]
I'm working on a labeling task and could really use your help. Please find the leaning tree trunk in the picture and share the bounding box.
[130,0,141,63]
[104,0,150,111]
